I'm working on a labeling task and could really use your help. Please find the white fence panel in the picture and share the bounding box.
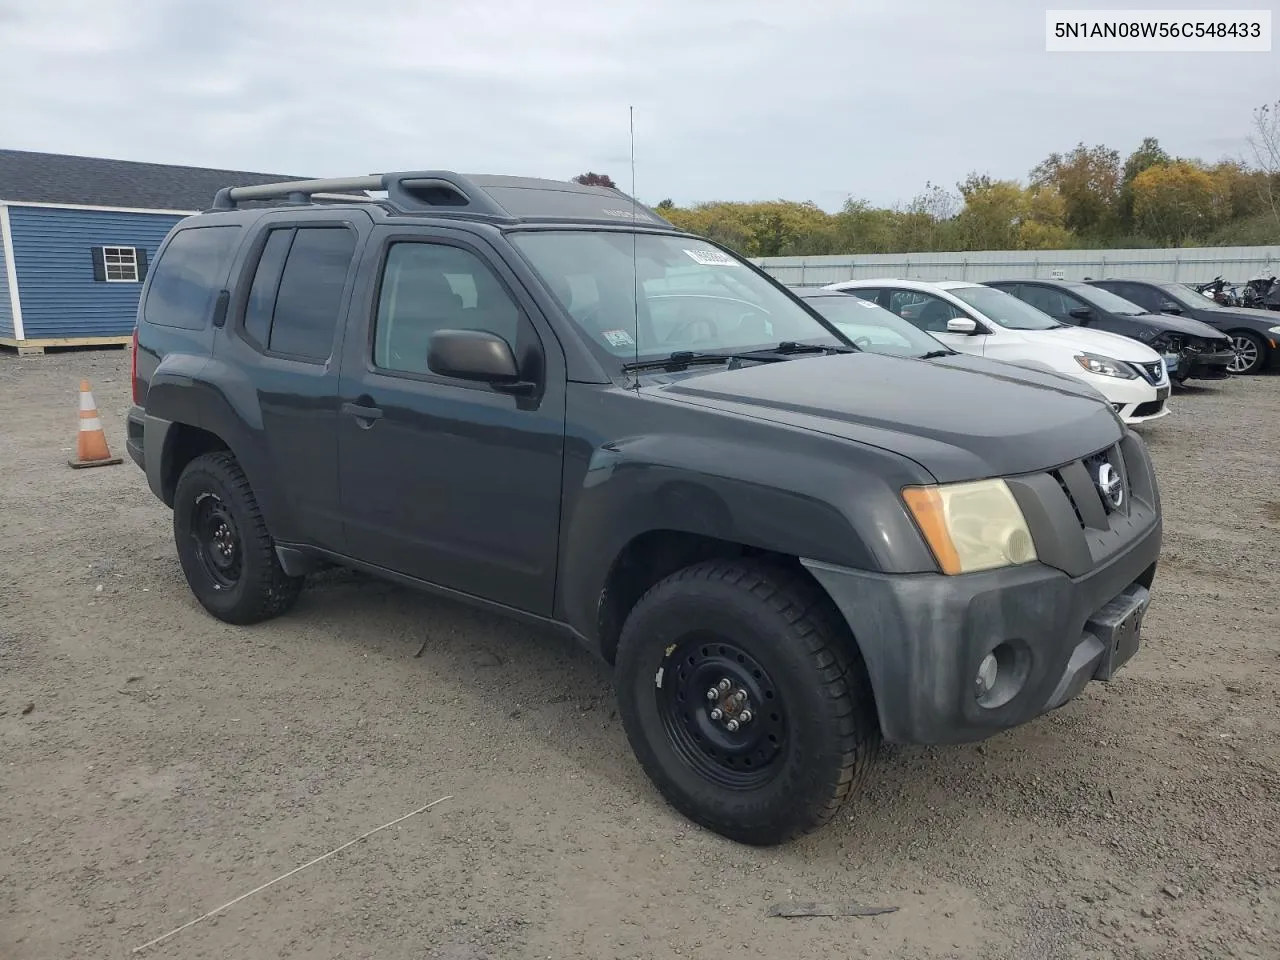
[752,246,1280,287]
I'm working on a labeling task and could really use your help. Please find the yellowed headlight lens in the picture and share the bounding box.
[902,478,1038,575]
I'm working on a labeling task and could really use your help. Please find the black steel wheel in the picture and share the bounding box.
[657,636,787,790]
[615,558,881,846]
[191,492,242,589]
[173,452,304,625]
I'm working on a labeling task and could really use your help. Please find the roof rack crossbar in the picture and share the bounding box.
[209,171,516,218]
[212,175,384,210]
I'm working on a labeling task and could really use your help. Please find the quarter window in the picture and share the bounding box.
[142,226,241,329]
[373,242,523,376]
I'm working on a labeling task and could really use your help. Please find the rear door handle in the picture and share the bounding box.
[342,401,384,424]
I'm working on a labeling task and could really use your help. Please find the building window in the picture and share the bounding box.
[90,245,149,283]
[104,246,138,282]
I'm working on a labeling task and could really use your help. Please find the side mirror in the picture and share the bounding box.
[946,317,978,334]
[1159,302,1183,315]
[427,329,523,386]
[1068,306,1093,322]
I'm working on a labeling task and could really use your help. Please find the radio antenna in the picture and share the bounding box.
[629,104,640,381]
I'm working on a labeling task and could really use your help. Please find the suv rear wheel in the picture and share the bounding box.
[173,452,304,625]
[614,558,880,845]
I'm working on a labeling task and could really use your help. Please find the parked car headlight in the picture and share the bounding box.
[901,479,1038,575]
[1268,325,1280,336]
[1074,353,1137,378]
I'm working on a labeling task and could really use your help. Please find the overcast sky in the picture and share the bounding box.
[1,0,1274,211]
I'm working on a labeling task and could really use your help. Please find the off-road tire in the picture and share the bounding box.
[173,451,304,625]
[614,558,880,846]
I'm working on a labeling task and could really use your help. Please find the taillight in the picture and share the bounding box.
[131,326,140,405]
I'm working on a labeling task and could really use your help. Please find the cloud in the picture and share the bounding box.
[0,0,1273,210]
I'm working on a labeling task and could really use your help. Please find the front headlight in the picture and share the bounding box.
[1268,325,1280,336]
[901,479,1038,575]
[1074,353,1137,378]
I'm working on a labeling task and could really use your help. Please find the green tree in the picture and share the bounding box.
[1131,161,1222,243]
[951,174,1074,250]
[1118,137,1172,229]
[1030,143,1122,239]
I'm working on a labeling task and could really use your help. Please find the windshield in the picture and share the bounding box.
[1064,282,1149,315]
[948,285,1062,330]
[508,231,843,361]
[801,294,945,357]
[1158,282,1223,311]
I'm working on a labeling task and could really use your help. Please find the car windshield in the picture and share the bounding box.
[800,293,945,357]
[507,230,843,362]
[1157,282,1223,311]
[947,285,1062,330]
[1064,282,1148,315]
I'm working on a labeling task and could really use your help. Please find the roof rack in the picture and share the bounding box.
[208,170,673,228]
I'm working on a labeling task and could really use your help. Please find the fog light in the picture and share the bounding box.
[975,653,999,698]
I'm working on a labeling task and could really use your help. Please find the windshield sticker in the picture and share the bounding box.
[601,328,636,348]
[601,207,656,222]
[683,247,738,267]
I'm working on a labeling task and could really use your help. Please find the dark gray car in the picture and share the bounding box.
[985,278,1235,384]
[125,171,1162,845]
[1087,278,1280,375]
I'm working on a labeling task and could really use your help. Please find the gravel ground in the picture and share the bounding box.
[1,348,1277,960]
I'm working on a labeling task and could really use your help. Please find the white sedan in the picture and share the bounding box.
[824,278,1171,425]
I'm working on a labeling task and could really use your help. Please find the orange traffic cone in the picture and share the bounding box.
[68,379,122,469]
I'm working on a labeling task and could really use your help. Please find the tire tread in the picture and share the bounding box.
[174,451,303,625]
[620,556,880,844]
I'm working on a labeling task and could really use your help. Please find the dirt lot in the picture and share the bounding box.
[1,348,1277,960]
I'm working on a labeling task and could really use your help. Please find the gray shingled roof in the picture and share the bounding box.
[0,149,343,211]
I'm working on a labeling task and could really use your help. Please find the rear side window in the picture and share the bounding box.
[142,225,241,329]
[240,226,357,362]
[1019,285,1068,316]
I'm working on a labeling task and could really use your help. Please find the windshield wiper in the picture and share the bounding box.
[621,341,852,373]
[620,350,789,373]
[917,349,954,359]
[768,341,854,355]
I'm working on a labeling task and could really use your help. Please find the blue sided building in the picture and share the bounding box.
[0,150,299,352]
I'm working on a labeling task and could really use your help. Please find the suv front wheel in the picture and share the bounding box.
[173,451,304,625]
[614,558,880,845]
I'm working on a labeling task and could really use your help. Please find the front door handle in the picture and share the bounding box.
[342,401,384,425]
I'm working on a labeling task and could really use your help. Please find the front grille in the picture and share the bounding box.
[1049,444,1129,531]
[1052,469,1085,527]
[1136,360,1164,384]
[1016,435,1156,579]
[1132,398,1165,418]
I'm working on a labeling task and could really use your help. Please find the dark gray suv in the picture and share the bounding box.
[125,171,1163,845]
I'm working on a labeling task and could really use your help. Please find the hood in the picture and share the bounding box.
[647,352,1123,484]
[1036,324,1162,361]
[1122,311,1232,342]
[1196,305,1280,328]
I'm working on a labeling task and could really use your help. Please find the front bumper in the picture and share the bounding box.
[1164,348,1233,381]
[805,530,1159,744]
[1082,371,1169,425]
[803,432,1163,745]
